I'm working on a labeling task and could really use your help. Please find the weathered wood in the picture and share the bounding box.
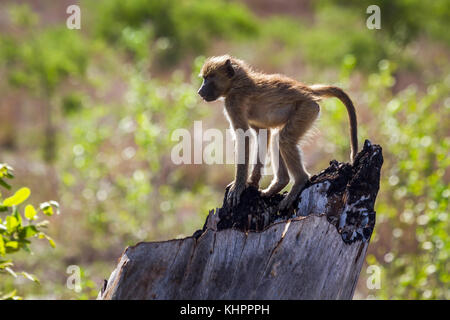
[99,140,383,300]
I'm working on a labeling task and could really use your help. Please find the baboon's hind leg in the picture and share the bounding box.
[278,101,319,210]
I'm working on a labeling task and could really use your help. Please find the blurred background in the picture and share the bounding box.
[0,0,448,299]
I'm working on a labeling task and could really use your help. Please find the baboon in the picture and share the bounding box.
[198,55,358,210]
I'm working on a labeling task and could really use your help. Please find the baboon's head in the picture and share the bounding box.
[198,55,236,102]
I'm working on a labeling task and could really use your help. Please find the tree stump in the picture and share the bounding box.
[99,140,383,300]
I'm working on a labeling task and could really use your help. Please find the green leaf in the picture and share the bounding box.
[0,164,13,178]
[1,290,18,300]
[38,232,55,248]
[5,215,19,233]
[39,202,54,216]
[0,237,5,256]
[0,164,7,178]
[0,178,11,190]
[3,187,31,206]
[13,207,22,226]
[5,241,18,249]
[49,200,60,215]
[21,243,31,253]
[24,204,37,220]
[19,225,38,238]
[46,236,55,248]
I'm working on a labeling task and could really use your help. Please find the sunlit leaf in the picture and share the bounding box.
[0,237,5,256]
[19,225,38,238]
[38,232,55,248]
[0,164,12,179]
[39,202,54,216]
[5,241,19,249]
[46,236,56,248]
[24,204,37,220]
[5,215,19,233]
[3,187,30,206]
[13,207,22,226]
[49,200,60,215]
[1,290,17,300]
[43,206,53,216]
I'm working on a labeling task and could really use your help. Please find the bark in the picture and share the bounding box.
[99,140,383,300]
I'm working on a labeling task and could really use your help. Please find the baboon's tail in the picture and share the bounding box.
[309,85,358,162]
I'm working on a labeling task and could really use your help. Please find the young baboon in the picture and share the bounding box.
[198,55,358,210]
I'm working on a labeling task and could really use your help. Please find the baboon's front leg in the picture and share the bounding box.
[225,105,250,207]
[227,132,250,206]
[248,126,270,188]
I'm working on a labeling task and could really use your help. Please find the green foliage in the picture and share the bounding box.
[261,5,391,71]
[0,164,59,299]
[87,0,259,64]
[0,4,91,163]
[7,4,39,29]
[318,57,450,299]
[362,62,449,299]
[61,92,87,116]
[0,27,89,94]
[319,0,450,44]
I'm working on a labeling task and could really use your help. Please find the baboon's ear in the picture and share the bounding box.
[225,59,235,78]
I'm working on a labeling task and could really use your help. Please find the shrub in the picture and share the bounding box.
[0,164,59,299]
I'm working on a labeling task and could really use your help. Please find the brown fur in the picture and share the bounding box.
[198,55,358,209]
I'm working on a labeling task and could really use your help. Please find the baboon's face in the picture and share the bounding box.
[198,58,235,102]
[198,75,220,102]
